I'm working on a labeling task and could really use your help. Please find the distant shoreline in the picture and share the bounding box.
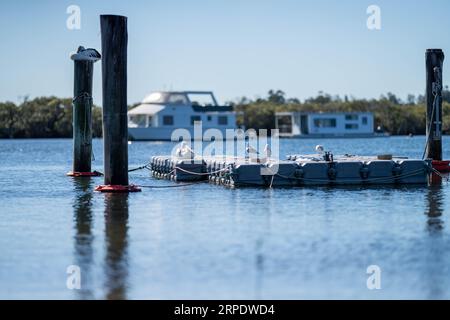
[2,91,450,138]
[1,135,444,141]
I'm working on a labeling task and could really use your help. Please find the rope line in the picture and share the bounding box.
[274,168,428,183]
[430,166,450,182]
[72,92,93,104]
[422,67,442,159]
[165,164,429,184]
[269,175,274,188]
[422,93,438,159]
[138,183,198,188]
[128,163,151,172]
[72,92,95,162]
[174,166,231,176]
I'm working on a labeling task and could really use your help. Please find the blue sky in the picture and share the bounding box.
[1,0,450,105]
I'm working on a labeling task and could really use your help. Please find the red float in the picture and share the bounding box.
[67,171,103,177]
[432,160,450,173]
[94,184,142,193]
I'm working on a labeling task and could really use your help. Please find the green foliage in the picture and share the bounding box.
[0,97,103,138]
[235,90,450,135]
[2,89,450,138]
[0,102,19,138]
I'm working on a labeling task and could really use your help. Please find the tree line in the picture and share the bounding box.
[1,89,450,138]
[0,97,102,138]
[233,89,450,135]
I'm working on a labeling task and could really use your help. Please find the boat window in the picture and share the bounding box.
[163,115,174,126]
[167,94,189,105]
[362,116,368,125]
[345,114,358,121]
[218,116,228,125]
[191,116,202,125]
[129,115,147,128]
[277,115,292,134]
[314,118,336,128]
[207,115,212,121]
[345,123,359,129]
[187,93,217,107]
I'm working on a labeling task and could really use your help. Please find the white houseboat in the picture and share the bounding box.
[275,111,377,138]
[128,91,237,141]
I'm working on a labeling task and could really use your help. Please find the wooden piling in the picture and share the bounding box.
[69,46,101,177]
[425,49,445,161]
[73,60,94,173]
[99,15,134,189]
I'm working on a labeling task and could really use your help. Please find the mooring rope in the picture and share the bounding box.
[128,163,151,172]
[72,92,96,162]
[430,166,450,182]
[128,162,231,176]
[274,168,428,184]
[422,67,441,160]
[174,166,231,176]
[72,92,93,104]
[137,183,198,188]
[269,175,275,188]
[156,164,430,184]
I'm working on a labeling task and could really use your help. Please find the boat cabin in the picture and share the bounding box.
[128,91,237,140]
[275,112,374,137]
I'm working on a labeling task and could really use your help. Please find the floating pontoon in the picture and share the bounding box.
[150,153,431,187]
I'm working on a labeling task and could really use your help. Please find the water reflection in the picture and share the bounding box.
[425,184,444,233]
[103,193,129,300]
[254,239,264,300]
[72,178,95,300]
[255,190,273,300]
[424,184,446,299]
[230,189,270,299]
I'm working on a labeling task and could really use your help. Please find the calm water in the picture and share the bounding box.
[0,137,450,299]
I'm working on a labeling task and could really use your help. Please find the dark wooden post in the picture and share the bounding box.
[68,46,101,177]
[73,61,93,173]
[96,15,139,192]
[425,49,445,161]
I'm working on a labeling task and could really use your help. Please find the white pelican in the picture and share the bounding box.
[246,144,259,155]
[70,46,101,62]
[177,141,195,159]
